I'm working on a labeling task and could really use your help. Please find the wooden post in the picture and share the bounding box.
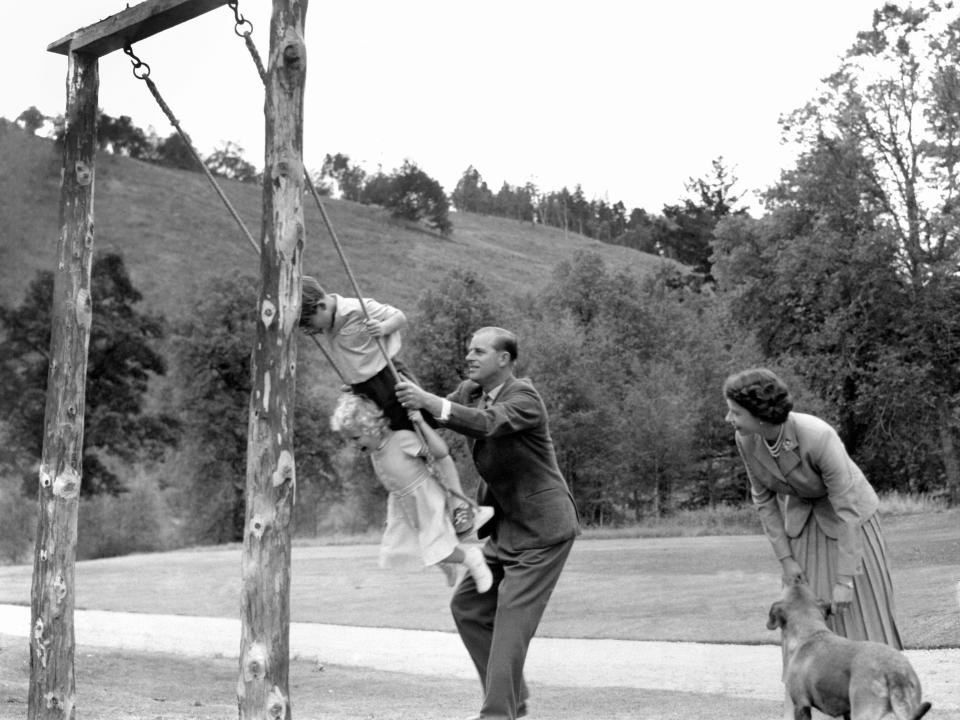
[238,0,306,718]
[29,50,98,720]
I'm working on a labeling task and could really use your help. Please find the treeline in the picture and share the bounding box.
[451,159,743,278]
[15,103,741,270]
[16,105,261,182]
[14,107,454,236]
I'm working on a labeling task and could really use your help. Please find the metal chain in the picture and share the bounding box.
[227,0,254,37]
[122,45,151,79]
[123,44,260,256]
[228,0,267,82]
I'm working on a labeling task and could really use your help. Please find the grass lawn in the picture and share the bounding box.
[1,510,957,648]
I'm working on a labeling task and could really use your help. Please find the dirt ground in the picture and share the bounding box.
[1,603,958,720]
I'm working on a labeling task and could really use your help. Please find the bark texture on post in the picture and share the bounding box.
[238,1,306,718]
[28,51,98,720]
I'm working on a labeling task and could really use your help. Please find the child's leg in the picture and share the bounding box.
[440,543,492,593]
[392,360,438,428]
[351,367,411,431]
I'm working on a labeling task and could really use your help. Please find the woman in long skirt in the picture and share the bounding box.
[723,368,901,717]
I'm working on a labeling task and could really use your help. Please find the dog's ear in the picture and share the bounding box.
[766,601,786,630]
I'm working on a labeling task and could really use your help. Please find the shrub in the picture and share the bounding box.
[0,485,35,564]
[77,482,171,560]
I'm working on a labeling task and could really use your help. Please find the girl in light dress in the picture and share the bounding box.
[330,392,494,591]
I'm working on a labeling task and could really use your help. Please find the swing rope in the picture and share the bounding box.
[225,5,478,512]
[126,9,477,514]
[226,4,405,388]
[122,45,260,256]
[122,41,351,386]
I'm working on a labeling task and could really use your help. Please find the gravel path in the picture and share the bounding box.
[1,603,957,709]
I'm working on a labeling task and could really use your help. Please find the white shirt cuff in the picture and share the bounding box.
[439,399,452,422]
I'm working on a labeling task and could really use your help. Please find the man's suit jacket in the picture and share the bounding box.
[735,412,879,577]
[444,375,580,552]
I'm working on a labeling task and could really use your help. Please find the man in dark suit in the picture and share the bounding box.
[396,326,580,720]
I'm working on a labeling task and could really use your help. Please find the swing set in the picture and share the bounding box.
[36,1,467,718]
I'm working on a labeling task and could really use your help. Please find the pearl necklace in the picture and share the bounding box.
[764,424,786,458]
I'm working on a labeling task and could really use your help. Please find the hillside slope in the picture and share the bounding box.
[0,125,676,320]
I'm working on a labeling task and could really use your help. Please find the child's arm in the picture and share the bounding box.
[410,411,464,494]
[408,409,449,459]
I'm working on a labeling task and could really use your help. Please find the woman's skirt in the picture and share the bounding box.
[790,512,902,648]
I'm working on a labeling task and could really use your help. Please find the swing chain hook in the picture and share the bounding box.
[122,44,151,80]
[227,0,254,38]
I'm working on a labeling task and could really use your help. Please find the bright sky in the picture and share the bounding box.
[4,0,888,214]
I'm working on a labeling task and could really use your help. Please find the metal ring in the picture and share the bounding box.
[234,19,254,37]
[133,61,151,80]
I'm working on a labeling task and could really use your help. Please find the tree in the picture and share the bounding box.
[528,252,726,520]
[0,253,179,496]
[748,1,960,500]
[406,269,503,393]
[16,106,46,136]
[360,169,392,206]
[655,157,744,278]
[321,152,367,201]
[170,275,338,542]
[156,131,199,171]
[384,160,453,237]
[170,275,257,542]
[97,113,151,158]
[205,141,260,183]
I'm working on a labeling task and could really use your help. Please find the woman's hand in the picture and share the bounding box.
[779,557,805,585]
[407,409,424,424]
[831,580,854,615]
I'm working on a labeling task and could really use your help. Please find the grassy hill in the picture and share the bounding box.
[0,123,675,322]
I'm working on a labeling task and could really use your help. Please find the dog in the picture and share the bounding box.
[766,582,931,720]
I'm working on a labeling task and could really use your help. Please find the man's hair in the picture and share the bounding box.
[330,393,388,436]
[299,275,326,328]
[475,326,518,362]
[722,368,794,424]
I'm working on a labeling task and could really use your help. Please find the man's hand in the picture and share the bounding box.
[831,580,853,615]
[396,380,429,410]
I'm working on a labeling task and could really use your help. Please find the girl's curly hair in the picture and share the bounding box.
[722,368,793,424]
[330,393,389,437]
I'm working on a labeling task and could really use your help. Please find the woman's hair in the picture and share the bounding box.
[299,275,326,329]
[330,393,388,436]
[722,368,794,424]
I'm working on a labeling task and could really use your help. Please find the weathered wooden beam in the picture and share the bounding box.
[47,0,231,57]
[28,51,98,720]
[237,1,306,718]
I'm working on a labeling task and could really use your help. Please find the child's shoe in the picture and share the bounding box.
[451,505,474,537]
[473,505,494,531]
[462,544,493,593]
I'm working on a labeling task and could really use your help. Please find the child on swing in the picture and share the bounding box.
[330,392,494,591]
[299,275,481,537]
